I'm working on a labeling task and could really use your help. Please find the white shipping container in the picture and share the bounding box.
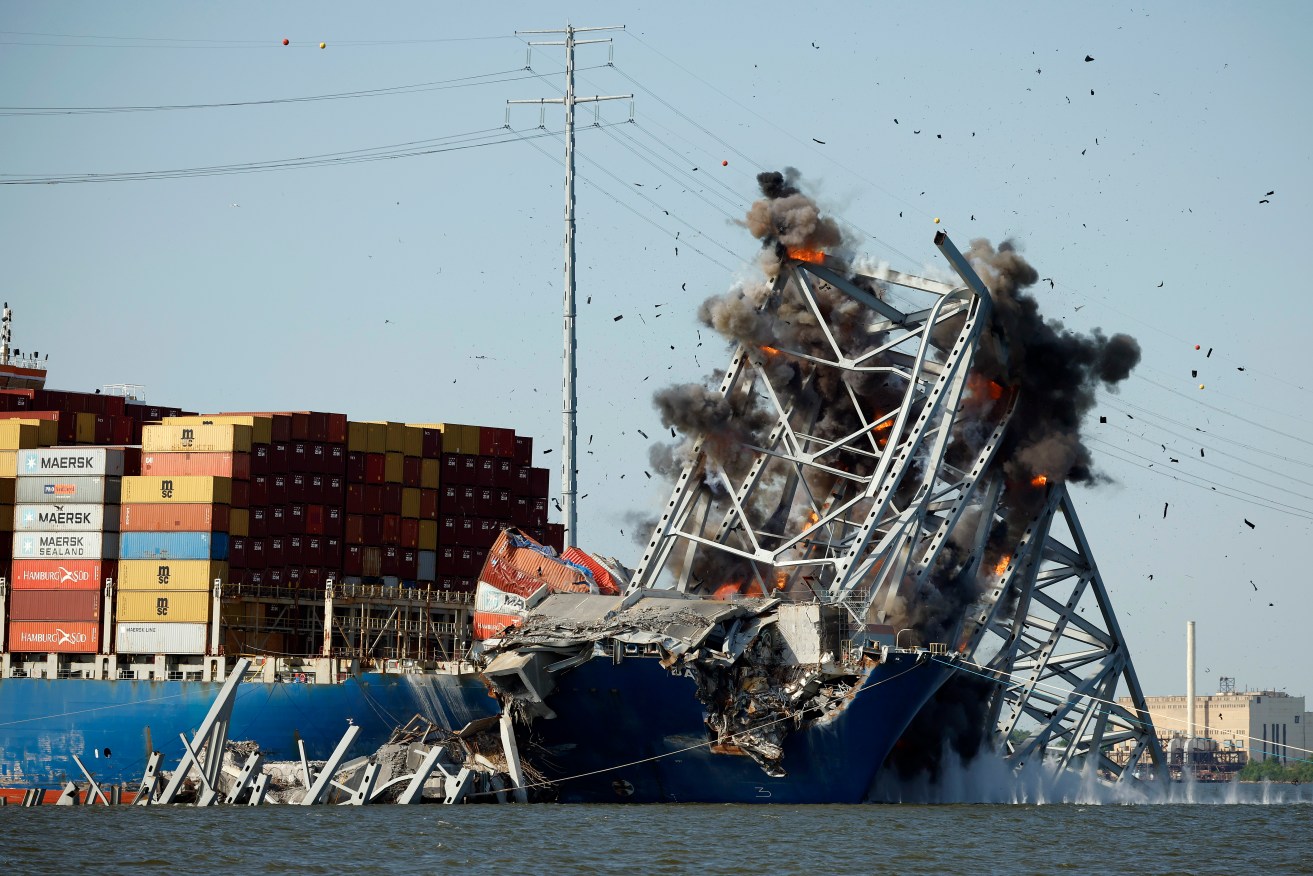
[17,447,128,477]
[15,476,123,505]
[14,503,120,532]
[115,621,208,655]
[13,531,120,560]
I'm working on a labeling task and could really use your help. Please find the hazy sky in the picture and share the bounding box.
[2,2,1310,699]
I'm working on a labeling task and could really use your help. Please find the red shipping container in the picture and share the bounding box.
[494,458,515,489]
[513,465,532,497]
[463,455,482,485]
[249,507,269,538]
[247,538,267,569]
[305,536,323,566]
[457,516,478,547]
[511,496,531,527]
[325,505,343,537]
[289,473,309,503]
[419,489,439,521]
[530,497,548,525]
[269,505,287,536]
[380,484,402,515]
[382,513,401,546]
[439,484,460,513]
[440,515,459,544]
[323,537,342,567]
[346,451,366,483]
[290,442,310,472]
[270,442,289,472]
[400,517,419,549]
[121,503,230,532]
[268,568,285,587]
[10,589,101,621]
[229,536,248,568]
[250,475,270,506]
[474,487,496,518]
[231,480,250,508]
[8,620,99,653]
[478,428,499,458]
[477,517,502,548]
[307,475,325,503]
[326,412,347,444]
[268,537,285,567]
[362,452,384,484]
[10,559,111,591]
[513,435,533,467]
[93,414,113,444]
[303,567,324,588]
[287,504,306,534]
[346,515,365,546]
[309,442,328,473]
[441,454,464,484]
[494,489,513,519]
[544,523,565,553]
[326,443,346,475]
[268,475,288,505]
[303,412,329,442]
[402,456,422,487]
[458,547,481,578]
[251,444,271,476]
[306,504,325,535]
[399,547,419,578]
[344,544,364,575]
[246,570,265,586]
[528,467,549,497]
[439,545,457,575]
[419,427,443,459]
[110,414,134,446]
[287,536,305,566]
[326,474,345,497]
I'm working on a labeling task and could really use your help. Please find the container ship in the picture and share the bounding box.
[0,305,550,790]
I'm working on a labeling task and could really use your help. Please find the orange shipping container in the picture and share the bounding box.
[121,503,230,532]
[8,620,99,653]
[141,451,251,480]
[10,559,112,591]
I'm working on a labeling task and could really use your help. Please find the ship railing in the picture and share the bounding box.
[222,582,474,606]
[9,669,28,678]
[116,669,137,680]
[56,669,85,679]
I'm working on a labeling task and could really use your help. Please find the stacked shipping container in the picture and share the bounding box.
[117,422,252,654]
[9,447,134,654]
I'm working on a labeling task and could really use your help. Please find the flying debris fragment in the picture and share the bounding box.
[1085,54,1095,62]
[1157,281,1164,287]
[1244,519,1255,529]
[1206,347,1213,358]
[812,138,826,144]
[1163,503,1168,519]
[613,315,624,322]
[637,429,648,439]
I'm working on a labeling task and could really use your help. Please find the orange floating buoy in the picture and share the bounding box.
[1194,344,1201,350]
[282,38,289,46]
[319,41,326,49]
[722,160,728,166]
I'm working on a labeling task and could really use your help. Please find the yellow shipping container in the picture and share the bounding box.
[122,476,233,505]
[403,426,423,458]
[347,421,371,453]
[229,507,249,537]
[0,451,15,478]
[0,421,40,451]
[142,423,252,453]
[401,487,421,519]
[165,415,272,445]
[119,559,228,591]
[75,412,97,444]
[462,425,482,455]
[366,422,387,454]
[418,519,438,550]
[384,452,404,483]
[117,590,211,623]
[420,458,440,489]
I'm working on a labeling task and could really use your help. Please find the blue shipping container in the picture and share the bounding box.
[118,531,229,561]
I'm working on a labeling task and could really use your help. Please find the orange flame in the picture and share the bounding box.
[994,555,1011,576]
[808,510,819,524]
[787,248,826,264]
[760,345,780,356]
[775,570,788,591]
[1031,475,1048,487]
[874,420,893,432]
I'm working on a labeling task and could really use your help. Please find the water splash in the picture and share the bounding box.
[870,746,1313,805]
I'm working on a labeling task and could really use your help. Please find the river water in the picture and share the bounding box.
[1,783,1310,875]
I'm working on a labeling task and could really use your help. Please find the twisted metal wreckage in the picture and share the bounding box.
[480,225,1166,795]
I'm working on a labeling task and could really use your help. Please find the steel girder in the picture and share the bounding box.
[627,233,998,640]
[959,485,1166,784]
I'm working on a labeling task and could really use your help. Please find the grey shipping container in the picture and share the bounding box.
[418,549,437,581]
[14,503,120,532]
[15,476,123,505]
[13,531,120,560]
[115,621,208,655]
[17,447,128,478]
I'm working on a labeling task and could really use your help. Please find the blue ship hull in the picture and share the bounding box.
[523,650,956,804]
[0,671,499,789]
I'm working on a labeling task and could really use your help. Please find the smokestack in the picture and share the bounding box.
[1186,620,1196,744]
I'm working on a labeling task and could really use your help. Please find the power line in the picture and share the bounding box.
[0,67,598,116]
[0,31,515,49]
[0,126,563,185]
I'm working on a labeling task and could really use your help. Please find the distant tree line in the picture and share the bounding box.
[1237,759,1313,783]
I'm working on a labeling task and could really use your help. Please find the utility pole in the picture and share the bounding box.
[509,23,630,550]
